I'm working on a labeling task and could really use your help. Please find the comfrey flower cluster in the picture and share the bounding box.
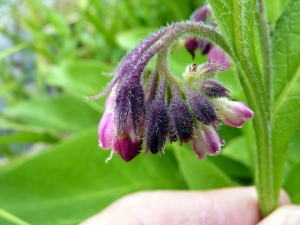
[88,7,253,162]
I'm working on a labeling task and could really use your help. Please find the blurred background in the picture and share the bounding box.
[0,0,299,224]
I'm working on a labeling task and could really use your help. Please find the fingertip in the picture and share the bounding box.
[279,189,291,206]
[258,205,300,225]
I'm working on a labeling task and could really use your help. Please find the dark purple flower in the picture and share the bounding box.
[145,99,168,154]
[199,79,231,98]
[115,75,144,133]
[186,87,218,126]
[145,77,168,154]
[169,85,193,145]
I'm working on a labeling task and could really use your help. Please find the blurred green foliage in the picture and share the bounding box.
[0,0,299,224]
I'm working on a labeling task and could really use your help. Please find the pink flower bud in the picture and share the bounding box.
[208,46,230,69]
[191,122,225,160]
[98,90,116,149]
[98,110,115,149]
[112,136,142,162]
[212,98,254,128]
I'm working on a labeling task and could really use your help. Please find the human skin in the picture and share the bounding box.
[81,187,300,225]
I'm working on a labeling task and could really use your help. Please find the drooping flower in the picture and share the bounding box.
[91,20,253,162]
[98,88,143,162]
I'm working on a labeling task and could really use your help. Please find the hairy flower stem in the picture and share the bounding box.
[87,21,231,101]
[156,47,179,88]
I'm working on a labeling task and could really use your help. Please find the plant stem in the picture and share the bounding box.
[255,0,272,109]
[236,65,274,217]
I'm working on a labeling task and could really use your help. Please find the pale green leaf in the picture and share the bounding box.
[115,27,158,51]
[47,61,113,113]
[2,95,100,132]
[264,0,288,23]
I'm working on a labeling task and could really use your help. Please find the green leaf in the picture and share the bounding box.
[283,162,300,204]
[271,0,300,202]
[221,136,252,170]
[173,144,237,189]
[286,126,300,167]
[208,155,252,185]
[264,0,288,23]
[207,0,236,53]
[272,0,300,101]
[0,127,186,224]
[2,95,100,132]
[115,27,158,51]
[0,132,58,145]
[47,60,113,112]
[0,43,28,61]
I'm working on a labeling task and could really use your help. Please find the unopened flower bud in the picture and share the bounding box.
[169,86,193,145]
[208,46,231,68]
[115,75,144,133]
[112,136,142,162]
[183,62,224,81]
[145,76,168,154]
[199,79,230,98]
[98,90,116,149]
[190,4,212,22]
[145,99,169,154]
[198,39,212,55]
[191,122,225,160]
[186,87,217,125]
[212,98,254,128]
[185,37,199,59]
[98,110,115,149]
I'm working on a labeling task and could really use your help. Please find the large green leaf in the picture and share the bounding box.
[173,144,237,189]
[2,95,100,132]
[47,61,113,112]
[0,132,58,145]
[115,27,158,51]
[271,0,300,200]
[286,127,300,167]
[264,0,288,24]
[283,162,300,204]
[0,127,186,224]
[208,0,261,78]
[207,0,235,53]
[221,136,252,170]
